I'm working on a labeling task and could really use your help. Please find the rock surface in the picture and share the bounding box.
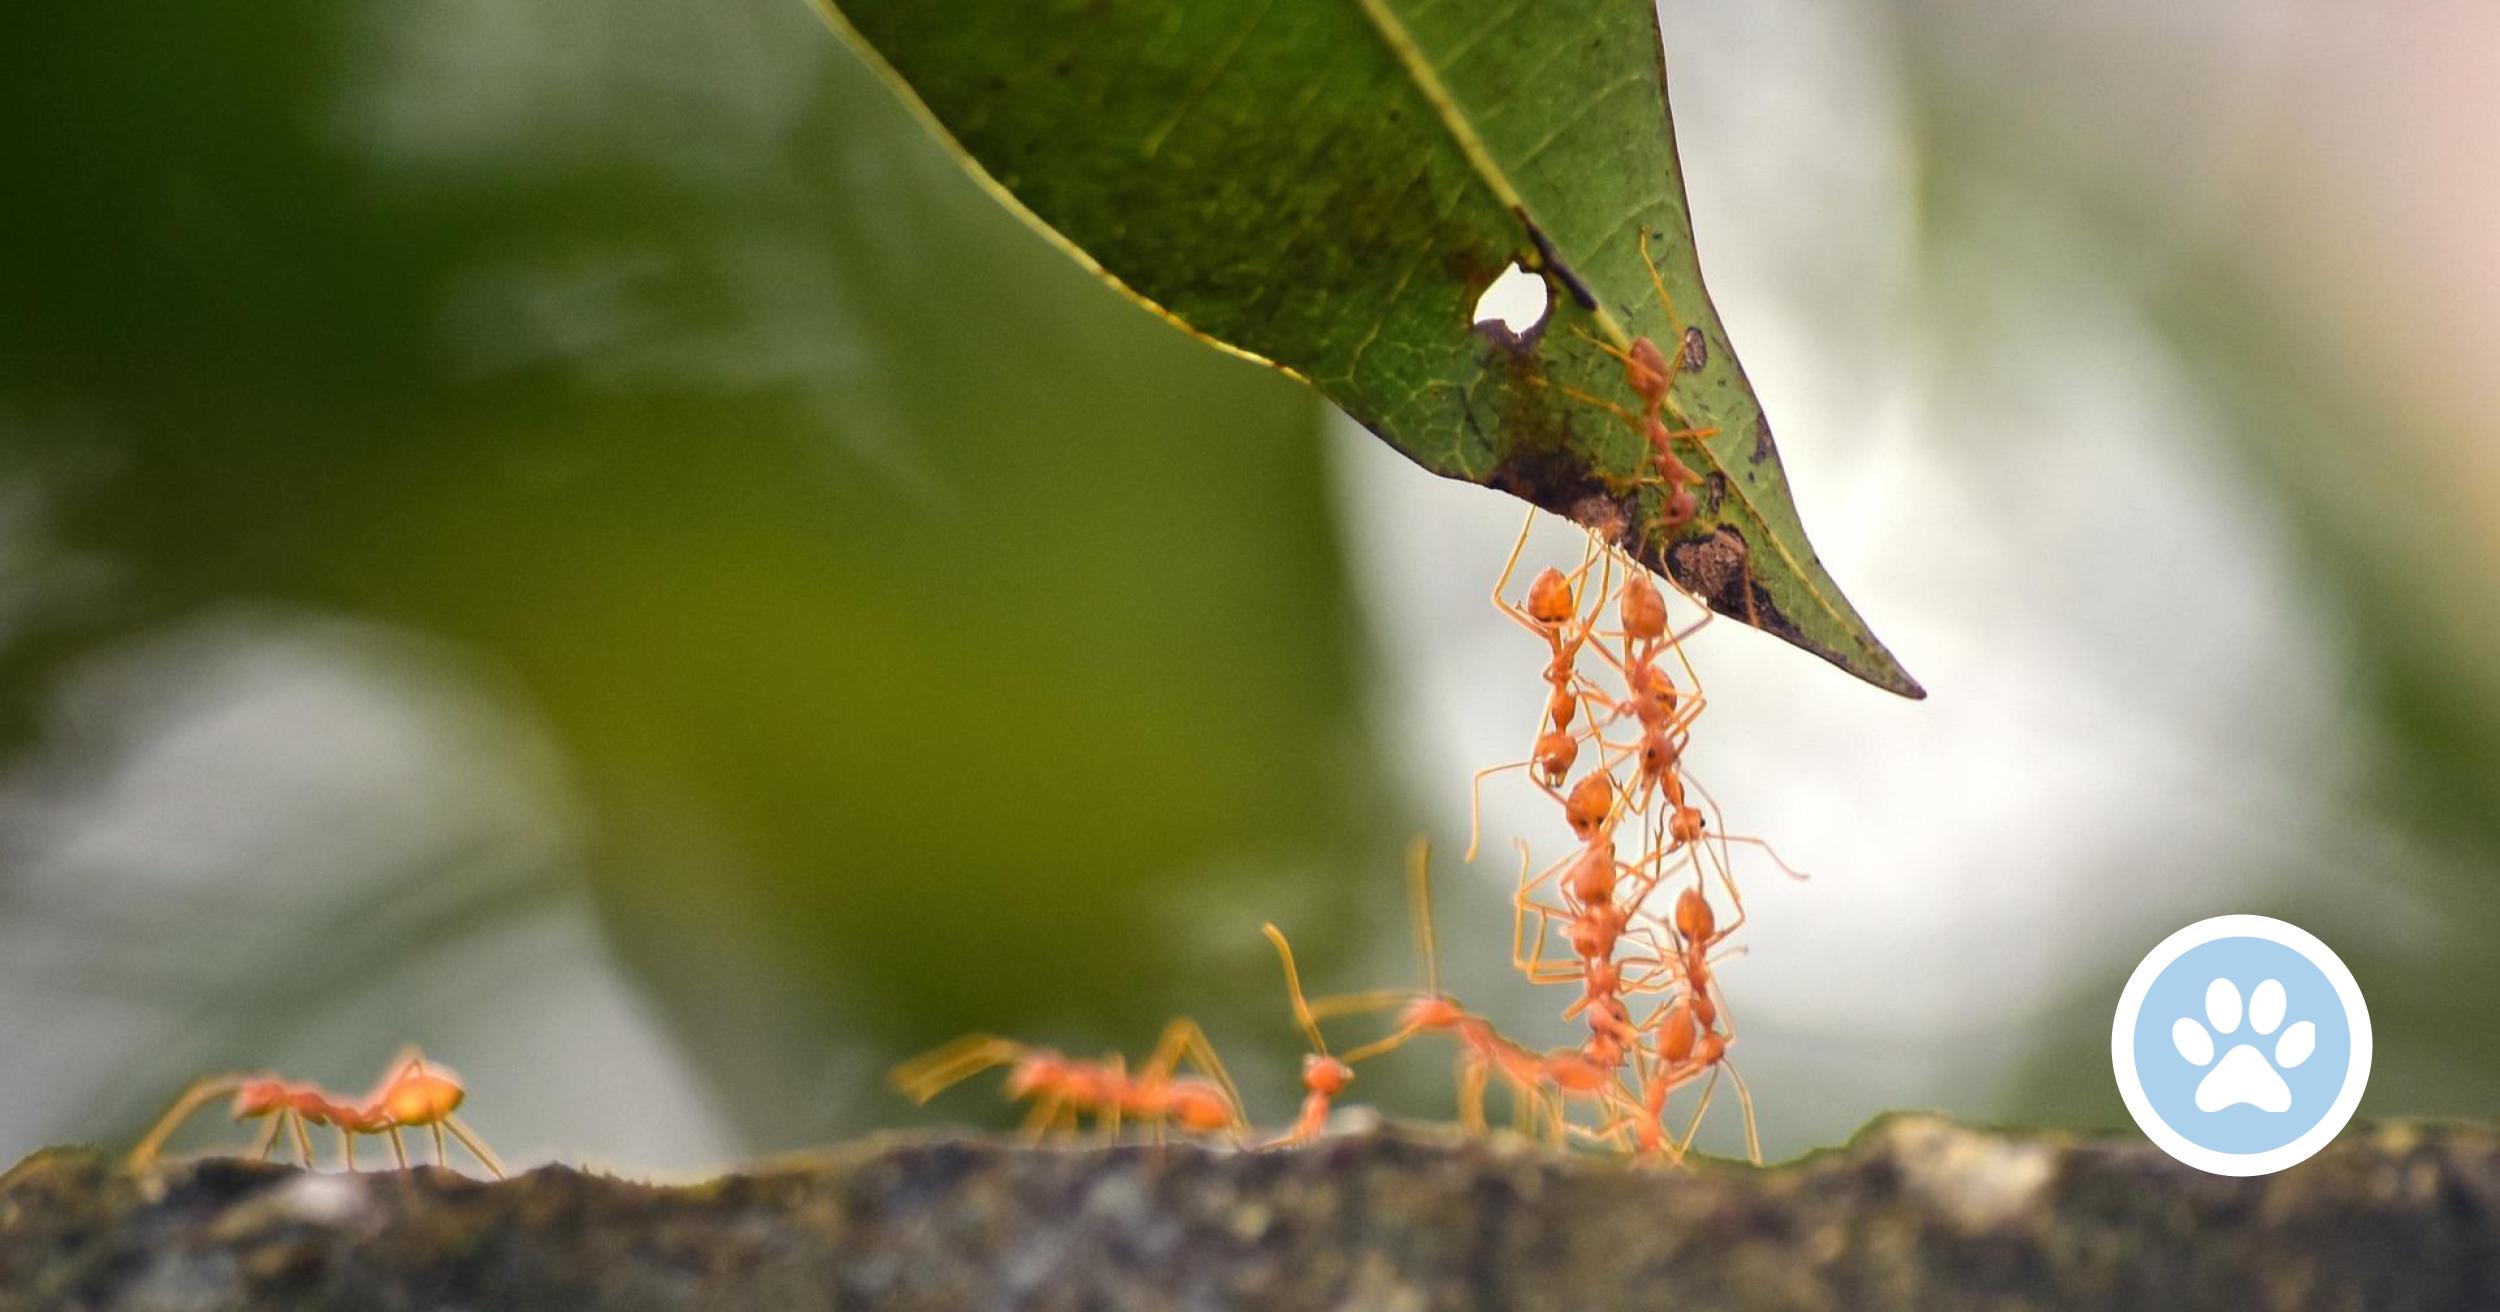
[3,1116,2496,1310]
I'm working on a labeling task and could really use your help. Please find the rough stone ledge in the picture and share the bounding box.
[2,1115,2494,1310]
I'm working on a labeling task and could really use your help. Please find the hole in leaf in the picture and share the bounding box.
[1471,263,1550,339]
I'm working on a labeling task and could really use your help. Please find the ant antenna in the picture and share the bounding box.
[1262,924,1331,1057]
[1406,836,1440,998]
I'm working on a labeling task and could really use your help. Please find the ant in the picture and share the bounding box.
[126,1047,503,1178]
[1260,923,1355,1148]
[1615,881,1760,1163]
[1322,840,1637,1146]
[890,1019,1247,1145]
[1467,514,1623,862]
[1559,228,1721,530]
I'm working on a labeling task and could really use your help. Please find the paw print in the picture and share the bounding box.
[2171,978,2317,1113]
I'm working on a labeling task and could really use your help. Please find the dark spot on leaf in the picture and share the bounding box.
[1647,524,1868,681]
[1701,472,1727,517]
[1751,417,1776,466]
[1666,526,1759,628]
[1679,326,1706,373]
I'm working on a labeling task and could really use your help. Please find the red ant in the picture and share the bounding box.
[1322,840,1638,1146]
[1613,882,1759,1163]
[1467,518,1622,861]
[1561,229,1721,530]
[126,1047,503,1178]
[891,1020,1247,1145]
[1260,923,1354,1148]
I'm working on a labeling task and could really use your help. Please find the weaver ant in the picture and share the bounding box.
[1467,514,1623,861]
[126,1047,504,1178]
[1260,923,1355,1148]
[1323,840,1639,1145]
[1611,882,1759,1163]
[890,1019,1248,1144]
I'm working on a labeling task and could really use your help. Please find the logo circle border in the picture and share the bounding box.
[2110,913,2372,1177]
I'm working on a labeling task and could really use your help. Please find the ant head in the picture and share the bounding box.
[1166,1080,1236,1134]
[1407,995,1466,1032]
[1639,729,1680,781]
[1524,568,1576,626]
[1659,485,1698,532]
[1668,805,1706,846]
[231,1079,288,1119]
[1532,729,1578,787]
[1563,771,1614,839]
[1302,1054,1353,1097]
[1619,575,1667,641]
[1674,887,1715,942]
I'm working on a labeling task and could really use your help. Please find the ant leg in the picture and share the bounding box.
[1407,838,1443,999]
[339,1127,356,1172]
[1264,923,1337,1061]
[1511,843,1579,982]
[289,1113,315,1168]
[430,1121,448,1167]
[386,1126,409,1170]
[1725,1063,1762,1166]
[127,1073,246,1170]
[1487,506,1543,631]
[1337,1024,1422,1066]
[1015,1095,1061,1141]
[445,1116,505,1179]
[890,1035,1025,1103]
[1466,758,1526,865]
[1673,1066,1722,1162]
[250,1117,284,1162]
[1305,989,1421,1023]
[1101,1055,1125,1142]
[1153,1017,1247,1127]
[1456,1059,1489,1136]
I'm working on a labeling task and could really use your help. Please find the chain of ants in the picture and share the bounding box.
[890,520,1793,1162]
[886,237,1799,1162]
[124,234,1773,1174]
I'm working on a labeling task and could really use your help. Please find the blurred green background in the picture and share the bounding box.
[2,0,2492,1169]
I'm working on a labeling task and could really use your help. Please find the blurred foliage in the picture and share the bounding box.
[1884,1,2500,1129]
[0,0,1413,1149]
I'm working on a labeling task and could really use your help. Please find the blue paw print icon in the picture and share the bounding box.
[2112,915,2370,1176]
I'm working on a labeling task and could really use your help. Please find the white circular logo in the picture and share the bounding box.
[2110,914,2370,1176]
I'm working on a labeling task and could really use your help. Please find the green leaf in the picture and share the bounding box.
[810,0,1924,698]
